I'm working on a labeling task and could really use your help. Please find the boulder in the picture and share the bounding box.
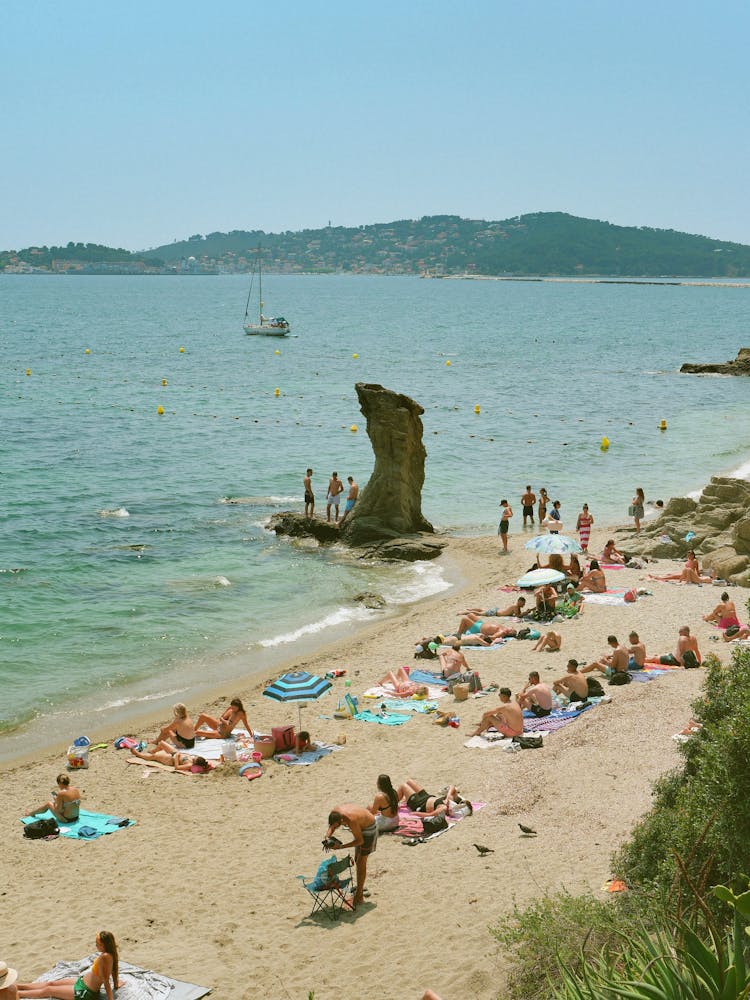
[681,347,750,375]
[268,512,341,544]
[700,547,749,580]
[353,591,386,609]
[343,383,434,545]
[359,537,447,562]
[733,518,750,555]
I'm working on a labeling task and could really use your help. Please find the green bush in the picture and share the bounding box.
[614,650,750,909]
[490,890,638,1000]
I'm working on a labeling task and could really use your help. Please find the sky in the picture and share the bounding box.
[2,0,749,250]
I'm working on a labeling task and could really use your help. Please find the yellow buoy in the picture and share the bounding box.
[352,353,359,359]
[474,404,481,414]
[25,368,31,376]
[274,387,280,397]
[600,436,610,450]
[179,347,185,353]
[659,419,667,431]
[85,348,91,355]
[162,378,168,386]
[274,349,281,355]
[445,359,451,367]
[157,405,165,415]
[350,424,358,433]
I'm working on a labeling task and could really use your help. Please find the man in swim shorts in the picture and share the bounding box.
[304,468,314,518]
[470,688,524,737]
[521,486,536,526]
[627,631,646,669]
[581,635,629,676]
[553,659,589,702]
[339,476,359,526]
[325,803,377,907]
[326,471,345,523]
[517,671,553,716]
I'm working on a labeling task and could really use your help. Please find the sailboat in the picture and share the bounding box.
[243,248,290,337]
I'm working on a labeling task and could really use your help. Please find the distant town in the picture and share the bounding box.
[4,212,750,278]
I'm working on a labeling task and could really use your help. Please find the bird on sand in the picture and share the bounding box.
[519,823,537,836]
[473,843,494,856]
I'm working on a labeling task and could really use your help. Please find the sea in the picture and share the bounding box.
[2,273,750,760]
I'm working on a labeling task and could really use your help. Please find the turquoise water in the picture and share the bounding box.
[2,274,750,753]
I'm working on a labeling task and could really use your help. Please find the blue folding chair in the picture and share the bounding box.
[297,854,355,920]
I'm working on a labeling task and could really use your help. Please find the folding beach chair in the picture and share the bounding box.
[297,853,355,920]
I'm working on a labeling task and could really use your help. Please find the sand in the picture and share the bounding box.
[1,524,730,999]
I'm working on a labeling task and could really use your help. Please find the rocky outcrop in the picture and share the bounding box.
[354,592,386,609]
[343,383,434,545]
[269,384,443,561]
[681,347,750,375]
[616,476,750,585]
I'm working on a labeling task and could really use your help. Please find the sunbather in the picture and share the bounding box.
[723,625,750,641]
[27,774,81,824]
[703,592,740,629]
[438,643,470,679]
[194,697,253,740]
[517,671,554,716]
[470,688,524,737]
[130,745,211,773]
[456,598,526,634]
[578,559,606,593]
[17,931,120,1000]
[553,660,590,702]
[369,774,400,832]
[602,539,625,564]
[645,625,702,667]
[559,583,583,617]
[153,702,196,749]
[649,550,714,585]
[396,779,472,818]
[532,629,562,653]
[380,668,429,697]
[581,635,629,676]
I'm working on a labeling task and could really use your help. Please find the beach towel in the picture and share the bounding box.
[393,801,485,840]
[183,729,253,761]
[31,956,211,1000]
[463,734,515,750]
[363,683,446,700]
[440,638,514,651]
[583,589,629,606]
[125,758,216,776]
[20,809,135,841]
[521,698,602,734]
[274,742,339,766]
[600,563,626,570]
[378,698,438,714]
[354,709,411,726]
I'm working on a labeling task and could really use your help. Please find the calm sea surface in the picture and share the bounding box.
[2,274,750,757]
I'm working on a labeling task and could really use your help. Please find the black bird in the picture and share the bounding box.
[519,823,537,836]
[473,843,494,857]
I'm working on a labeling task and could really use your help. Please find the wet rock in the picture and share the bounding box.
[353,591,387,608]
[359,538,447,562]
[681,347,750,375]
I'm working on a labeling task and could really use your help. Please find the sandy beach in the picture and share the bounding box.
[1,523,728,999]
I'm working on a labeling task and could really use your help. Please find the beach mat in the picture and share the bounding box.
[408,669,448,687]
[20,809,135,840]
[32,956,210,1000]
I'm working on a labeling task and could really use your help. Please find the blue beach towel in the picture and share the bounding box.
[20,809,135,840]
[354,710,410,726]
[274,743,338,766]
[409,669,447,687]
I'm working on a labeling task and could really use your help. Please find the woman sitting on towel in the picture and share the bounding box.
[396,779,472,819]
[578,559,607,593]
[17,931,120,1000]
[130,744,211,773]
[27,773,82,825]
[194,697,253,740]
[369,774,400,832]
[564,554,582,585]
[703,592,740,629]
[153,702,196,750]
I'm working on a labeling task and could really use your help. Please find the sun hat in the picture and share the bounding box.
[0,962,18,988]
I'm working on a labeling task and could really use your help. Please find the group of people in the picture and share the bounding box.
[304,468,359,525]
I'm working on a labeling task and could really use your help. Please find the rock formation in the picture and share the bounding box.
[268,383,445,561]
[615,476,750,585]
[681,347,750,375]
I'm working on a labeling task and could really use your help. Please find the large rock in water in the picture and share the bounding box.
[616,476,750,585]
[343,383,434,545]
[681,347,750,375]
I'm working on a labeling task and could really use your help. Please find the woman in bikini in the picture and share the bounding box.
[154,703,196,749]
[369,774,400,832]
[703,592,740,629]
[194,698,253,740]
[578,559,607,593]
[27,774,81,824]
[17,931,119,1000]
[650,551,714,585]
[130,745,211,773]
[380,668,429,696]
[396,779,472,819]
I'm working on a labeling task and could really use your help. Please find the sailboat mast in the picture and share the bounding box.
[258,247,263,323]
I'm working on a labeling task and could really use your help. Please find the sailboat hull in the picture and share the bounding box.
[244,323,290,337]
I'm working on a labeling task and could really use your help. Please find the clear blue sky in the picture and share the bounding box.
[3,0,749,250]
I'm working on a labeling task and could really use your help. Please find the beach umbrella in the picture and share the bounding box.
[516,568,566,588]
[524,533,583,555]
[263,670,332,729]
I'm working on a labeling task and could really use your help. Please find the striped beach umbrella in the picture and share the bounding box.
[263,671,332,729]
[524,533,583,555]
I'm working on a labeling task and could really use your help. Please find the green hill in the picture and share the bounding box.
[144,213,750,277]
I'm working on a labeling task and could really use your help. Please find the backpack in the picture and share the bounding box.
[586,677,605,698]
[467,671,483,693]
[421,814,449,836]
[512,734,544,749]
[414,643,438,660]
[609,671,632,686]
[24,818,59,840]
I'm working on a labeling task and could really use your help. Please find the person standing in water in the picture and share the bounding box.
[521,486,536,527]
[304,468,315,518]
[538,488,549,523]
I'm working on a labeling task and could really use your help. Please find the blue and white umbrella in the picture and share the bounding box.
[263,671,332,729]
[516,568,566,588]
[524,533,582,555]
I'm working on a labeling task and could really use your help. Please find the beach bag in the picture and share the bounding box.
[24,818,59,840]
[586,677,605,698]
[271,725,295,752]
[512,734,544,749]
[452,683,469,702]
[609,671,631,686]
[623,588,638,603]
[67,744,89,769]
[628,505,636,516]
[725,625,740,637]
[467,671,483,693]
[421,814,448,836]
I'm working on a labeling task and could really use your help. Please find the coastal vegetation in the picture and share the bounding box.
[493,641,750,999]
[4,213,750,277]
